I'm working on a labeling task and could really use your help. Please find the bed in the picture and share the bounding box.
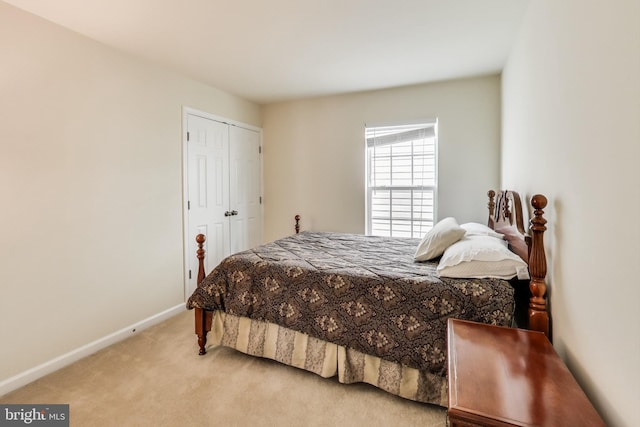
[186,190,549,406]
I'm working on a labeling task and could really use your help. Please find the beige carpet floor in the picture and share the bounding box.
[1,310,447,426]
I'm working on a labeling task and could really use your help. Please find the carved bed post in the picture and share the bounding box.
[528,195,550,338]
[194,234,213,355]
[487,190,496,229]
[295,215,301,234]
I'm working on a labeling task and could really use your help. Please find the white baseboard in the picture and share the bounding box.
[0,303,186,397]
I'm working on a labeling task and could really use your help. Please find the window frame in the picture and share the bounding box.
[365,119,438,238]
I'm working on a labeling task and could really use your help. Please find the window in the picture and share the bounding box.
[365,121,437,238]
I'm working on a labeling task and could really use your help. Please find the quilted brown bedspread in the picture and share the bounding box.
[187,231,514,376]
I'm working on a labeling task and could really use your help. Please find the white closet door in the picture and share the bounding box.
[186,114,230,295]
[229,125,262,254]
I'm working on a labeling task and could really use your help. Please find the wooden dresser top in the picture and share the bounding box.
[447,319,606,427]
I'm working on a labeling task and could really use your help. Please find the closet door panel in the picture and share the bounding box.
[229,126,262,254]
[186,114,230,293]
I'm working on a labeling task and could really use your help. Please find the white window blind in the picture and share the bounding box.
[366,121,437,238]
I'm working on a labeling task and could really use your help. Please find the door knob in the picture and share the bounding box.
[224,211,232,217]
[231,210,238,216]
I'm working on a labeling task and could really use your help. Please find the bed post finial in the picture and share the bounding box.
[295,215,301,234]
[487,190,496,228]
[196,234,206,285]
[528,194,549,338]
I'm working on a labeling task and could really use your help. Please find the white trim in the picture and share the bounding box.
[364,118,438,129]
[0,304,185,397]
[183,106,262,133]
[181,107,190,300]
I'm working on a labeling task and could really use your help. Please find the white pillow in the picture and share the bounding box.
[460,222,505,239]
[414,217,465,261]
[437,235,527,279]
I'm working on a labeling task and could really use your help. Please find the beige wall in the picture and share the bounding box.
[502,1,640,426]
[0,2,261,382]
[262,75,501,241]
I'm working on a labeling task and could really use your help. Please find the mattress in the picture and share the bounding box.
[187,231,515,379]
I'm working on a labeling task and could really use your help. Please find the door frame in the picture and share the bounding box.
[182,106,263,301]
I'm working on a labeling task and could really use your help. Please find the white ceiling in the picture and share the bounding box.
[4,0,530,104]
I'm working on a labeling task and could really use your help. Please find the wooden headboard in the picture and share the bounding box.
[488,190,549,338]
